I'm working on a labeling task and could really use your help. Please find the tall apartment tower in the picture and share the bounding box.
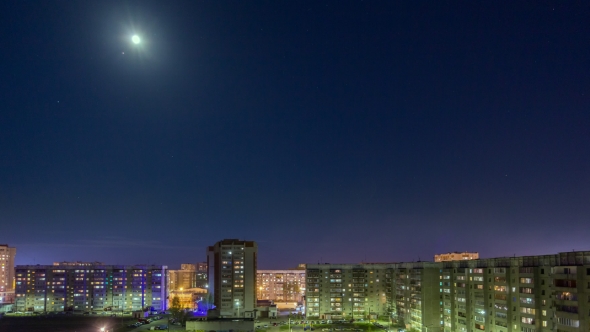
[207,239,257,318]
[0,244,16,303]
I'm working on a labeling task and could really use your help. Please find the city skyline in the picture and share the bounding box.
[1,1,589,269]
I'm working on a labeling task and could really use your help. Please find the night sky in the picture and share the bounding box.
[1,1,589,269]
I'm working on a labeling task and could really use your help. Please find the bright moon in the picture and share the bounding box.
[131,35,140,44]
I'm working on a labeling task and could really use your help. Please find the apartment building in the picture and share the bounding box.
[168,263,208,309]
[169,263,206,291]
[195,262,208,289]
[14,264,167,313]
[307,251,590,332]
[0,244,16,303]
[257,268,306,304]
[305,263,391,320]
[207,239,257,318]
[438,252,590,332]
[390,263,441,330]
[434,252,479,262]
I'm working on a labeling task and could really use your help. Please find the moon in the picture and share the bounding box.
[131,35,140,44]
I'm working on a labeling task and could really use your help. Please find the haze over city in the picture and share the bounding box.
[1,1,589,269]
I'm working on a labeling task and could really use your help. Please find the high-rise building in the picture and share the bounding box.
[167,263,209,309]
[15,264,167,313]
[169,262,208,291]
[437,252,590,332]
[257,268,306,305]
[434,252,479,262]
[390,262,443,330]
[169,264,199,291]
[195,262,208,289]
[305,263,392,320]
[307,251,590,332]
[207,239,257,318]
[0,244,16,304]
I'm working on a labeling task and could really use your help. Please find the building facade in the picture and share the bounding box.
[307,251,590,332]
[195,262,208,289]
[434,252,479,262]
[437,252,590,332]
[14,264,167,313]
[168,262,208,310]
[0,244,16,304]
[170,264,199,291]
[53,261,105,267]
[207,239,257,318]
[257,268,306,305]
[305,263,391,320]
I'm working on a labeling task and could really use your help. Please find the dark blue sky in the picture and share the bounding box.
[1,1,589,269]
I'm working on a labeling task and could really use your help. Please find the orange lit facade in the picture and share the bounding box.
[434,252,479,262]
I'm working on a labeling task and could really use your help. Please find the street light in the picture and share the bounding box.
[235,299,240,318]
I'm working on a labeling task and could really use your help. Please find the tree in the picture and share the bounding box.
[170,296,183,321]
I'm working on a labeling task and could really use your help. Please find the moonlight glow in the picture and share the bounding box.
[131,35,141,44]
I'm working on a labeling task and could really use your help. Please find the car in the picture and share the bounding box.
[155,325,168,330]
[256,320,261,323]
